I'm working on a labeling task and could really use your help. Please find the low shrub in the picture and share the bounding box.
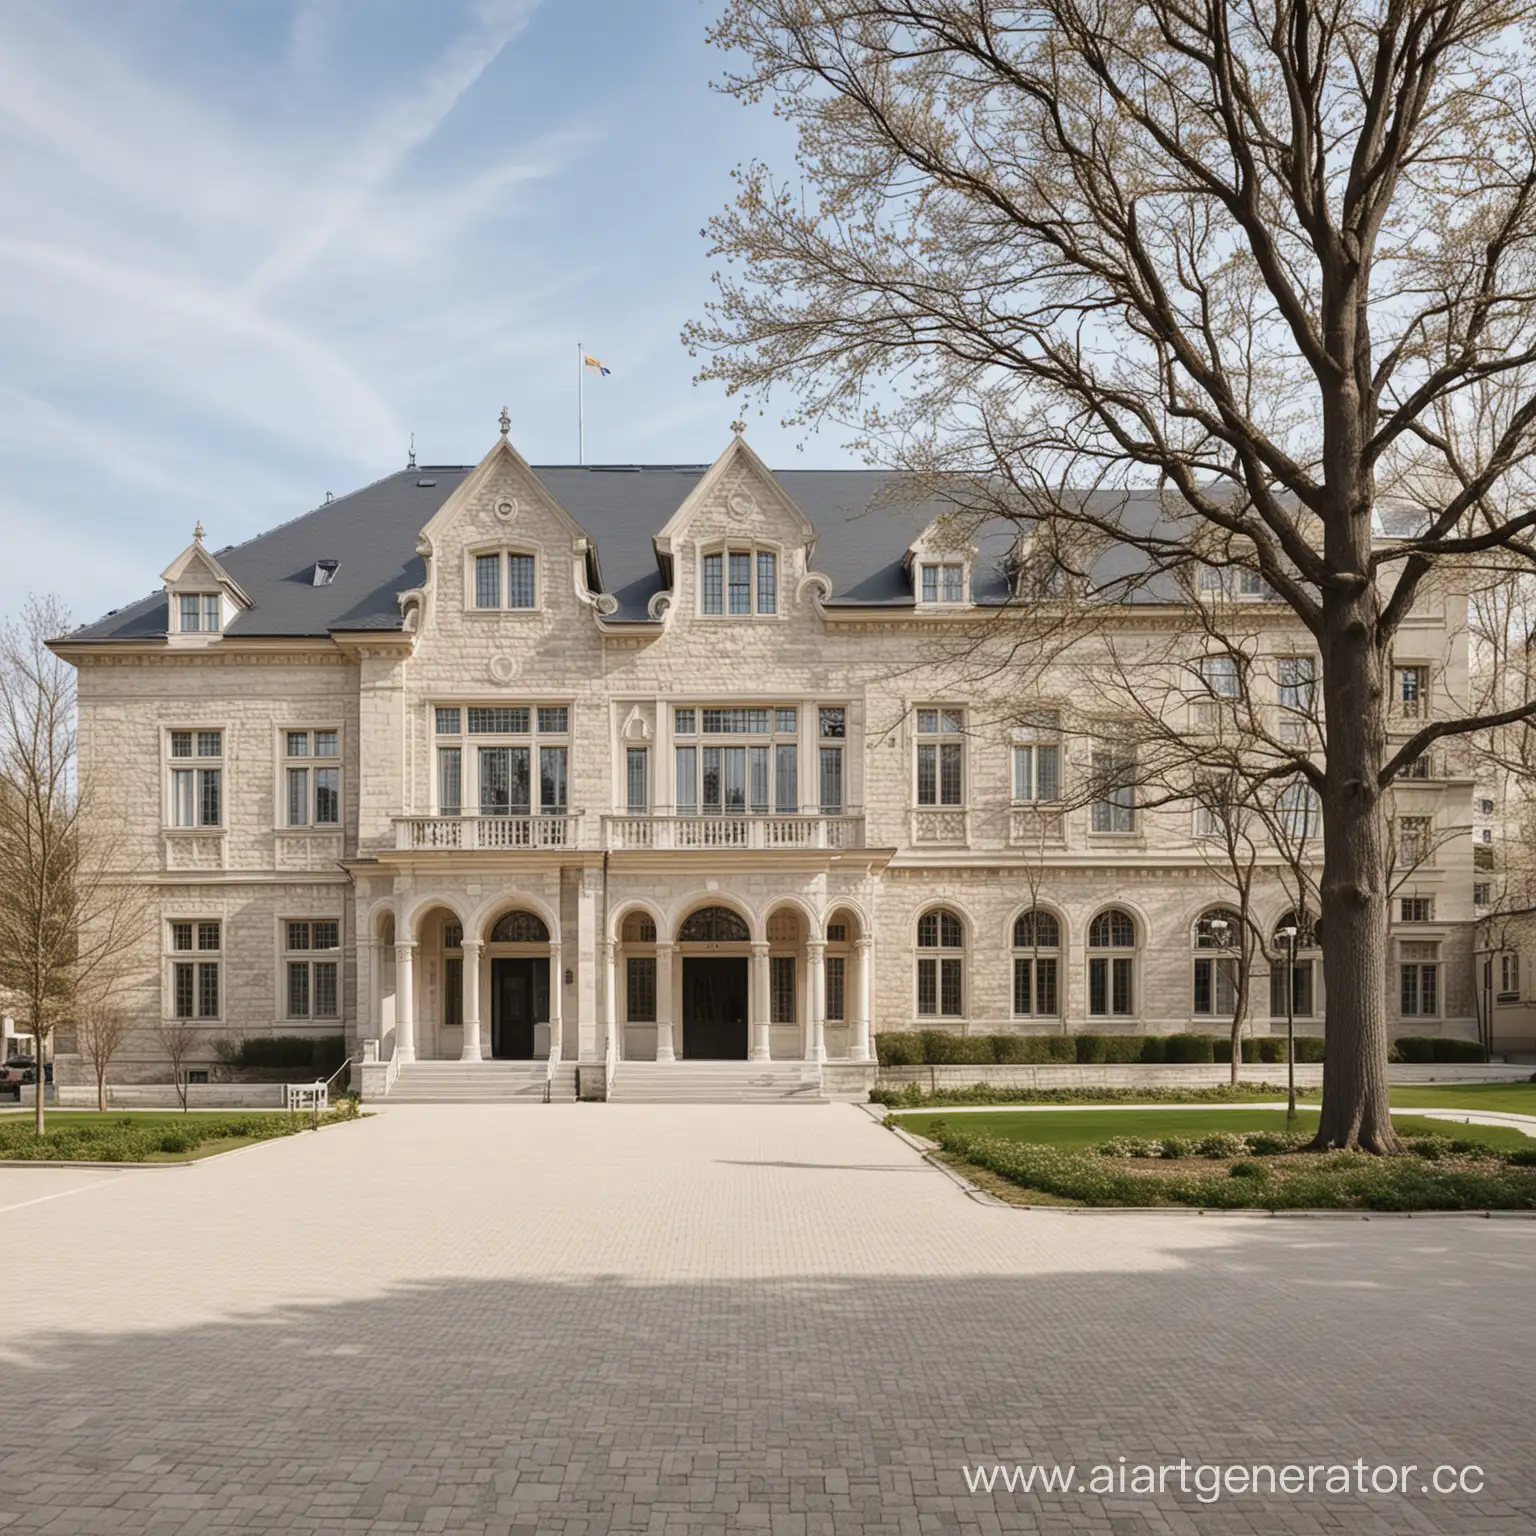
[1096,1136,1161,1158]
[1292,1036,1327,1063]
[1195,1132,1243,1158]
[1166,1034,1217,1064]
[937,1128,1536,1210]
[986,1033,1077,1064]
[1393,1036,1486,1064]
[1158,1136,1191,1159]
[876,1032,923,1067]
[1229,1160,1269,1180]
[0,1107,360,1163]
[228,1034,347,1075]
[870,1081,1299,1108]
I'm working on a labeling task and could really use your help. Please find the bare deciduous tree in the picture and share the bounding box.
[690,0,1536,1149]
[153,1020,203,1114]
[75,996,133,1113]
[0,595,152,1134]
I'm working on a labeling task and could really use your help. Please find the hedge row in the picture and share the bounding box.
[1392,1036,1488,1063]
[936,1128,1536,1210]
[224,1034,347,1075]
[876,1030,1330,1067]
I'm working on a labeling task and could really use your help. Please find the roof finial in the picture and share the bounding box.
[193,521,205,543]
[730,418,747,437]
[498,405,510,439]
[407,432,416,470]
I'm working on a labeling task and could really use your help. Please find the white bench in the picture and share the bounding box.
[284,1082,329,1114]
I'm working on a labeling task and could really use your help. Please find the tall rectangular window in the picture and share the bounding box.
[920,563,966,603]
[438,748,462,816]
[1013,957,1059,1016]
[728,551,752,614]
[1395,664,1429,716]
[825,955,846,1022]
[539,746,568,812]
[917,957,963,1017]
[474,553,501,609]
[819,747,843,814]
[774,743,798,813]
[285,919,341,1020]
[756,551,777,614]
[770,956,797,1023]
[675,745,698,812]
[749,746,771,814]
[701,553,723,614]
[1278,656,1316,710]
[444,957,463,1026]
[1089,956,1134,1016]
[626,748,649,812]
[626,956,657,1022]
[170,919,221,1020]
[915,708,964,806]
[479,746,530,816]
[507,554,536,609]
[1500,953,1520,1001]
[283,729,341,827]
[169,729,222,828]
[1090,752,1136,833]
[1398,816,1433,867]
[180,594,201,631]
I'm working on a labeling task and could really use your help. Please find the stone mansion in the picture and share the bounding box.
[52,423,1479,1098]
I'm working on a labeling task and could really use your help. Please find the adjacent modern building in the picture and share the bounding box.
[50,424,1483,1098]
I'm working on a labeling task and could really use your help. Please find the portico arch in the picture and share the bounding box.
[673,900,756,1060]
[467,895,562,1061]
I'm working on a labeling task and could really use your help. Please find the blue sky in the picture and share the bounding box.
[0,0,851,626]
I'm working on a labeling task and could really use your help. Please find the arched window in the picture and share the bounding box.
[1193,906,1241,1016]
[622,911,657,944]
[916,907,964,1018]
[1087,908,1136,1017]
[1270,910,1319,1018]
[489,909,549,944]
[678,906,751,943]
[1012,909,1060,1017]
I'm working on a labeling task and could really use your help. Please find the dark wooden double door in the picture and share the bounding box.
[491,957,549,1059]
[682,956,748,1060]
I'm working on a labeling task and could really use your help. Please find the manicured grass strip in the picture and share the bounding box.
[932,1128,1536,1211]
[893,1107,1530,1152]
[0,1105,362,1163]
[1385,1084,1536,1116]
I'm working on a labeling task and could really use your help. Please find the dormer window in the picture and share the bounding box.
[1199,564,1266,599]
[701,547,777,617]
[179,594,221,633]
[312,560,339,587]
[473,551,537,611]
[920,562,966,603]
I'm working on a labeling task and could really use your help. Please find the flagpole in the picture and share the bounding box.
[578,341,584,465]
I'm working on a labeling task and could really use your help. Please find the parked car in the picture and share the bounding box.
[0,1057,52,1098]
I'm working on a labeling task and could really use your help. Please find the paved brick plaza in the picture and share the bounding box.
[1,1104,1532,1534]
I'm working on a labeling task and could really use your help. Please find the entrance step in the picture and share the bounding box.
[388,1060,560,1104]
[608,1061,826,1105]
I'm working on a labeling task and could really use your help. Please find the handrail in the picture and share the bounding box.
[543,1037,561,1104]
[323,1056,356,1096]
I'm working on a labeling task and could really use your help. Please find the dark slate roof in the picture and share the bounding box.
[66,465,1183,642]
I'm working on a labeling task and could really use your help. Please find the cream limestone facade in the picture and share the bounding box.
[52,429,1481,1093]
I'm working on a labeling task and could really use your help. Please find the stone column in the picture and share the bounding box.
[655,942,676,1062]
[548,940,564,1061]
[750,942,772,1061]
[601,939,620,1061]
[395,940,417,1063]
[851,937,873,1062]
[459,940,483,1062]
[805,939,827,1063]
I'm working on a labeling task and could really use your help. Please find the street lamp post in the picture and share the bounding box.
[1277,925,1298,1122]
[1207,917,1233,1065]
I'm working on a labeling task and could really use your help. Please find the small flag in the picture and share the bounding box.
[583,354,611,376]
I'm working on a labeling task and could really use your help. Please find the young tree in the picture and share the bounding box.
[153,1021,203,1113]
[0,595,151,1134]
[690,1,1536,1149]
[75,997,132,1113]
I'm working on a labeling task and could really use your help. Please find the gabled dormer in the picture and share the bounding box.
[651,431,822,624]
[906,519,977,608]
[161,526,251,644]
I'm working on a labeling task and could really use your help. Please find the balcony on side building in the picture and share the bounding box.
[392,810,866,854]
[603,812,865,851]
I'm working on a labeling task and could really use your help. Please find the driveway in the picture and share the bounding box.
[1,1103,1531,1533]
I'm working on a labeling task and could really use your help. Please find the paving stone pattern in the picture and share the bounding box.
[1,1104,1532,1533]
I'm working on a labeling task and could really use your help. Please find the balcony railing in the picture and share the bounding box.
[394,814,582,851]
[392,811,866,853]
[603,813,865,851]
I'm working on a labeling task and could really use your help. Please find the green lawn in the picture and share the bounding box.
[892,1105,1533,1152]
[0,1107,361,1162]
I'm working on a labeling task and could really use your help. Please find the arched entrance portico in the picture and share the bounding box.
[676,905,752,1060]
[484,908,556,1060]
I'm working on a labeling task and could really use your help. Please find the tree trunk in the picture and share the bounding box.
[96,1067,106,1113]
[33,1055,44,1136]
[1314,525,1399,1152]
